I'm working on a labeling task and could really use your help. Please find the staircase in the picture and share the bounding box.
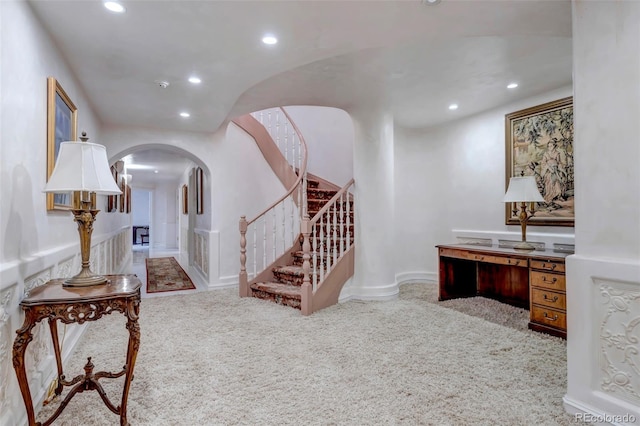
[236,107,355,315]
[250,176,354,310]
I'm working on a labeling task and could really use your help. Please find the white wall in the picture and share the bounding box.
[213,123,286,282]
[565,1,640,422]
[132,189,151,227]
[284,106,354,187]
[0,1,129,265]
[393,86,574,283]
[152,183,178,249]
[1,3,131,423]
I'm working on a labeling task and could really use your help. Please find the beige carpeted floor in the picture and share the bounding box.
[36,283,574,425]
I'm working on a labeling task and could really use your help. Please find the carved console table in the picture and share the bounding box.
[12,274,141,426]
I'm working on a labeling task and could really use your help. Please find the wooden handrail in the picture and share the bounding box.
[245,107,309,226]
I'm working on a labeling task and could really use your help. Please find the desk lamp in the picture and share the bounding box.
[503,173,544,251]
[43,135,122,286]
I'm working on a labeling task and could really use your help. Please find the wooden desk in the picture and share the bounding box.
[12,275,141,426]
[437,244,568,338]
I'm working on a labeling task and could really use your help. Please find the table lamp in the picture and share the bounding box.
[503,173,544,251]
[43,136,122,286]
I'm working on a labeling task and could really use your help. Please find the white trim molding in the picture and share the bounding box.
[565,254,640,425]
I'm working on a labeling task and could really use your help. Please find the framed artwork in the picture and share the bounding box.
[107,165,118,212]
[196,167,204,214]
[46,77,78,211]
[505,97,574,226]
[126,185,131,213]
[119,179,125,212]
[182,184,188,214]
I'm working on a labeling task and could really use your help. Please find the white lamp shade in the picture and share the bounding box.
[44,141,122,195]
[503,176,544,202]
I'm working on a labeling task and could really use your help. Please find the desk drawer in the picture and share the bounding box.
[439,248,491,262]
[531,305,567,331]
[491,256,526,267]
[530,270,566,292]
[531,288,566,311]
[439,248,469,260]
[530,259,565,273]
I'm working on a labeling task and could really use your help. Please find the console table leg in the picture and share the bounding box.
[12,317,37,425]
[48,318,64,395]
[121,300,140,426]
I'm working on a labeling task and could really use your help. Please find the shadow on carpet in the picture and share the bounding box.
[401,282,531,333]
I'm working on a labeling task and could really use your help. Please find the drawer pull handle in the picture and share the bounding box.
[543,294,559,303]
[543,263,557,270]
[475,256,484,261]
[508,260,520,266]
[542,276,558,284]
[543,312,558,321]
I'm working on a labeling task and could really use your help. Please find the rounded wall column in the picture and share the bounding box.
[349,108,398,299]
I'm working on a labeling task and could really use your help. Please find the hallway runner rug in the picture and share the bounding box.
[145,257,196,293]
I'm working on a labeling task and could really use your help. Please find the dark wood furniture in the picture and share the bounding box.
[437,244,568,338]
[12,275,141,426]
[133,226,149,245]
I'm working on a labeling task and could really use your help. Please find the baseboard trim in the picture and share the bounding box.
[396,271,436,285]
[563,394,639,425]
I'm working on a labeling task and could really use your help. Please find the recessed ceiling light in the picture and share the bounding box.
[180,112,190,118]
[448,104,458,110]
[507,83,519,89]
[104,1,125,13]
[262,35,278,45]
[422,0,442,5]
[154,170,159,174]
[188,76,201,84]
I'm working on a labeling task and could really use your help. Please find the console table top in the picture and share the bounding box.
[436,244,570,260]
[21,274,141,306]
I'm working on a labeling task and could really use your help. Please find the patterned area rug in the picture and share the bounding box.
[145,257,196,293]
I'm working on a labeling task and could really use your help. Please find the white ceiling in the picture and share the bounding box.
[27,0,573,183]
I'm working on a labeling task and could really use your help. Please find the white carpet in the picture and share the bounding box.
[36,283,574,425]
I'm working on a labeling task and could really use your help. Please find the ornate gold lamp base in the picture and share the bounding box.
[513,241,536,252]
[64,271,108,287]
[63,204,107,287]
[513,201,536,252]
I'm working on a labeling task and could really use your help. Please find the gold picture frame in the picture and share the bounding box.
[182,184,188,214]
[46,77,78,211]
[505,97,574,227]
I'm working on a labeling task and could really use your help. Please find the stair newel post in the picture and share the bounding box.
[239,216,249,297]
[301,214,312,315]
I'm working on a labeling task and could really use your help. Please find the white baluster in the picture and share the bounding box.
[325,210,332,272]
[303,173,308,218]
[284,121,289,165]
[272,208,276,262]
[263,216,267,270]
[332,204,338,266]
[275,109,280,150]
[312,223,318,291]
[319,213,325,282]
[294,196,299,248]
[346,192,351,250]
[267,110,272,139]
[253,224,257,278]
[340,193,345,256]
[282,196,287,253]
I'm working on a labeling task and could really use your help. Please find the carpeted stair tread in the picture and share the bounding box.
[273,264,309,276]
[251,281,302,298]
